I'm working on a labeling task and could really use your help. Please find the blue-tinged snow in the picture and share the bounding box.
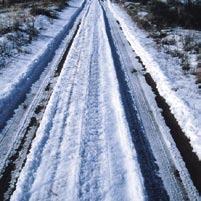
[108,1,201,160]
[10,1,145,200]
[0,0,85,127]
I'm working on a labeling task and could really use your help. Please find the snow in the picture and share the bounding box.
[108,1,201,159]
[137,11,148,18]
[1,0,199,200]
[10,1,145,200]
[34,15,52,30]
[0,0,85,128]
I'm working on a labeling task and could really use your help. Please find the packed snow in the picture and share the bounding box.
[10,1,145,200]
[0,0,200,200]
[0,0,85,128]
[108,1,201,159]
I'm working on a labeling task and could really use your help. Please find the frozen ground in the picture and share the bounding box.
[10,1,145,200]
[109,1,201,159]
[0,0,200,200]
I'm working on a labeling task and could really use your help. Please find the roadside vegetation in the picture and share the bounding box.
[0,0,68,69]
[117,0,201,85]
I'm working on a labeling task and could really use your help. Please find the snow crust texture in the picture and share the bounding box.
[109,2,201,160]
[10,1,145,200]
[2,0,199,200]
[0,0,85,129]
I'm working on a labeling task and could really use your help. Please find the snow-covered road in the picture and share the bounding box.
[10,1,145,200]
[0,0,199,200]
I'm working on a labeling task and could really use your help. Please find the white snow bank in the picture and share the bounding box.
[108,1,201,159]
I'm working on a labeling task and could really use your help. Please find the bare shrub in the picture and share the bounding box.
[149,1,178,28]
[137,17,152,31]
[0,41,9,57]
[195,68,201,84]
[181,34,195,52]
[30,5,58,19]
[197,53,201,61]
[0,0,67,69]
[181,54,190,71]
[161,37,176,46]
[25,17,39,43]
[164,47,183,59]
[0,41,12,68]
[54,0,68,11]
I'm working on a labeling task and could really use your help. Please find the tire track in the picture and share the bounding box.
[0,15,83,201]
[9,2,95,200]
[78,18,104,200]
[101,4,169,201]
[0,0,86,131]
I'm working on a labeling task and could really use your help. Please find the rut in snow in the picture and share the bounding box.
[7,0,199,201]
